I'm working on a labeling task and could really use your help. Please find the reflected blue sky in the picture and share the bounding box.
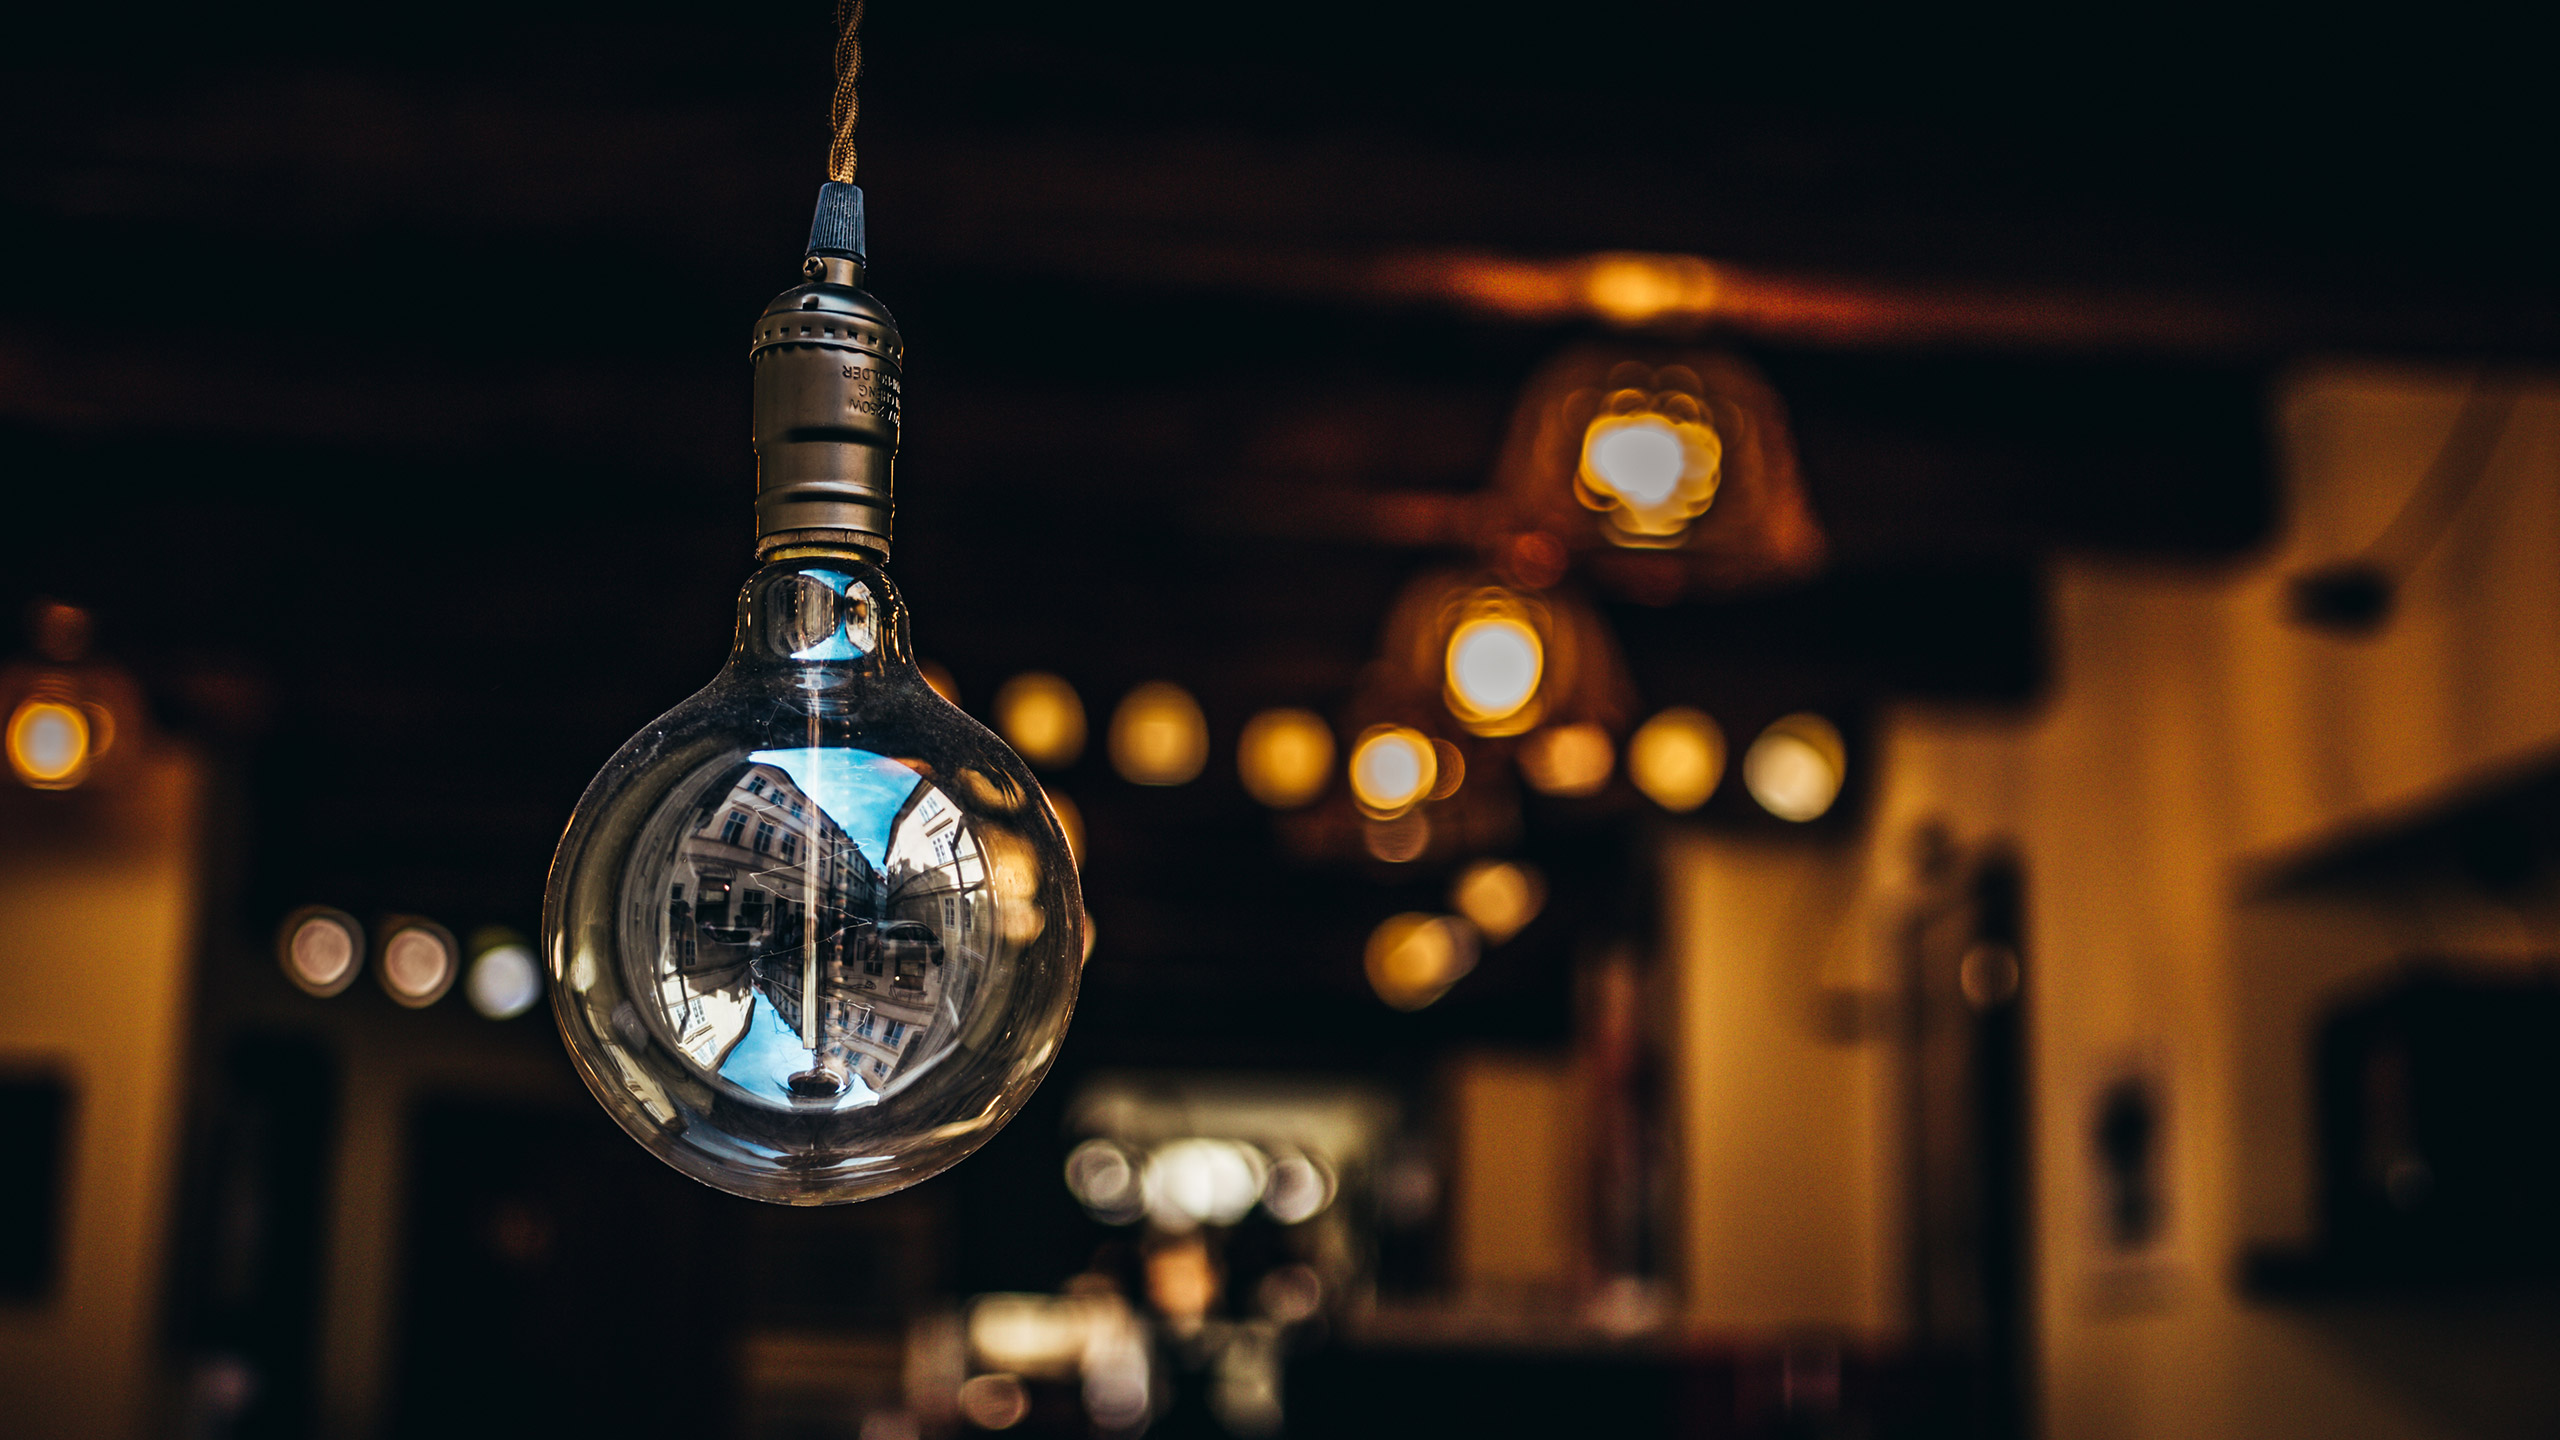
[720,992,881,1105]
[750,746,920,859]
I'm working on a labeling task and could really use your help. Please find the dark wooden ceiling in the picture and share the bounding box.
[4,1,2553,1061]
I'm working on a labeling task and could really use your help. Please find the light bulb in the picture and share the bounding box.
[545,185,1083,1205]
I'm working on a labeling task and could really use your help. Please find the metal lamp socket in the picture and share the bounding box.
[750,183,904,559]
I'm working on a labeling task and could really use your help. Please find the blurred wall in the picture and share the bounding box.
[1870,364,2560,1439]
[1661,834,1891,1337]
[0,750,204,1440]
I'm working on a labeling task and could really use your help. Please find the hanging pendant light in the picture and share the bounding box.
[542,6,1082,1205]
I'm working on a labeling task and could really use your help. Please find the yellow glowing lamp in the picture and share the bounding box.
[1743,712,1846,821]
[1109,681,1208,786]
[1348,725,1437,818]
[6,697,93,790]
[1237,707,1334,808]
[1577,409,1723,544]
[1517,722,1614,798]
[994,671,1087,769]
[1365,912,1480,1011]
[1628,707,1727,812]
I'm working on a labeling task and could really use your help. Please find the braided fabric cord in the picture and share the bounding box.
[828,0,866,183]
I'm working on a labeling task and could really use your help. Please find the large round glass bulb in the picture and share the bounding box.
[545,555,1083,1204]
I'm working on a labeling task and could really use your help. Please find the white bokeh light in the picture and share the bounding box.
[1587,419,1686,505]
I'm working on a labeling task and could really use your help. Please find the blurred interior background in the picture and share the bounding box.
[5,3,2560,1437]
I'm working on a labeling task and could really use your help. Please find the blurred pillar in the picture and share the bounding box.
[0,749,205,1440]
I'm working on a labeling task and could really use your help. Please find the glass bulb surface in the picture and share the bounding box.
[545,556,1083,1204]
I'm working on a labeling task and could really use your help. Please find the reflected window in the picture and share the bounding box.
[720,811,747,845]
[780,834,799,863]
[753,821,777,854]
[790,799,805,819]
[885,1020,906,1045]
[746,776,766,796]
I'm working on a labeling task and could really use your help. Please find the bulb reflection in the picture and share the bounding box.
[1745,712,1846,821]
[1109,682,1208,786]
[1236,708,1334,808]
[1366,912,1479,1010]
[6,698,90,790]
[994,672,1086,769]
[1518,722,1614,797]
[1450,859,1546,945]
[1349,725,1436,818]
[1629,706,1727,812]
[1045,789,1086,869]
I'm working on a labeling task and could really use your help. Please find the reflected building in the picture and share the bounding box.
[654,759,978,1100]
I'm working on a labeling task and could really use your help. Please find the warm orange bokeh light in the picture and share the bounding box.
[1236,707,1334,808]
[1628,707,1727,812]
[994,671,1087,770]
[1348,725,1437,818]
[1365,912,1479,1010]
[1744,712,1846,821]
[6,697,91,790]
[1450,859,1546,945]
[1109,682,1209,786]
[1518,722,1614,797]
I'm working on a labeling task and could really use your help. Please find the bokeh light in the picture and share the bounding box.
[1348,725,1437,818]
[994,671,1086,769]
[278,906,364,998]
[1744,711,1846,821]
[1365,912,1480,1010]
[1362,813,1431,864]
[1577,410,1724,542]
[1587,420,1685,506]
[1064,1137,1144,1224]
[1236,707,1333,808]
[1257,1263,1326,1322]
[1450,859,1546,945]
[970,1295,1091,1377]
[1518,722,1614,797]
[1628,706,1727,812]
[465,941,542,1020]
[1109,682,1209,786]
[1261,1150,1337,1225]
[1143,1138,1269,1230]
[6,698,90,790]
[378,918,459,1008]
[956,1374,1030,1431]
[1445,615,1543,729]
